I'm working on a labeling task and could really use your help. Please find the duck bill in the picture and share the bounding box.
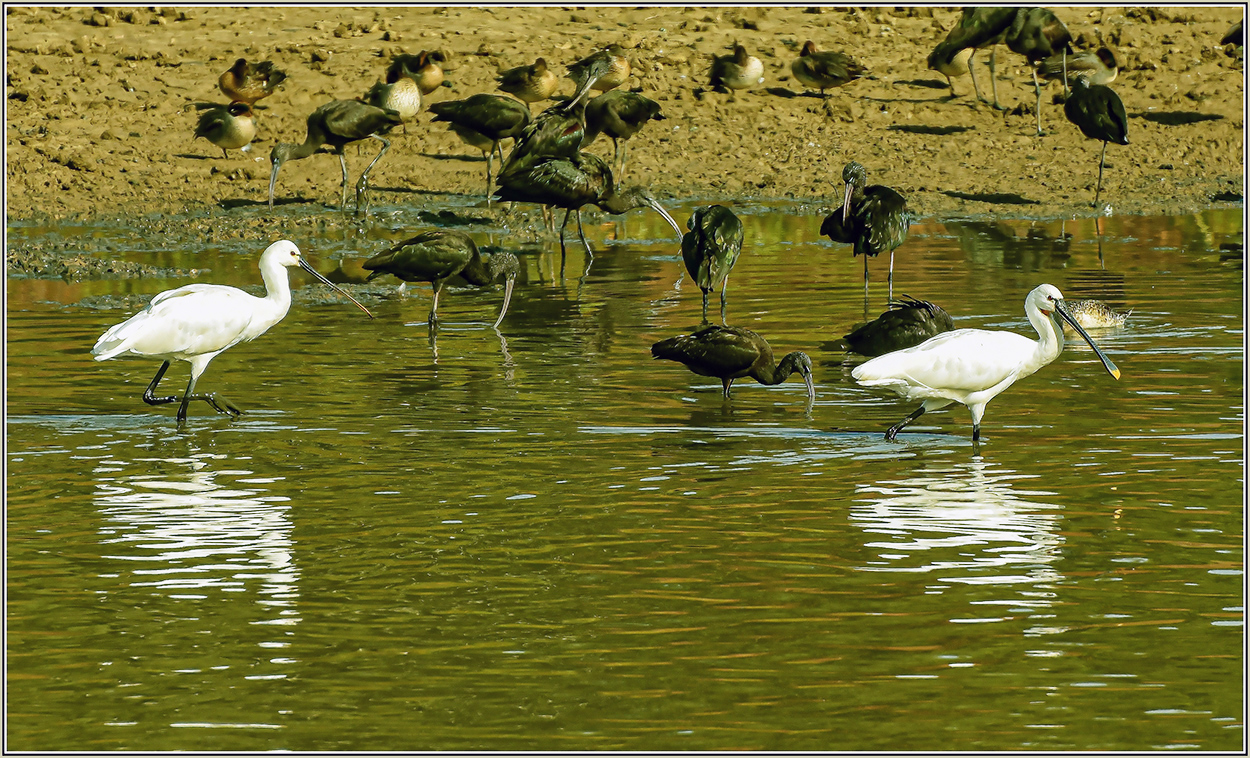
[493,274,516,329]
[645,198,685,243]
[1055,301,1119,379]
[298,258,375,319]
[268,161,281,207]
[842,180,854,223]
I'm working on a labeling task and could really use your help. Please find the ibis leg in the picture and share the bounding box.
[576,209,594,279]
[722,378,734,398]
[989,47,1003,110]
[885,405,926,441]
[429,280,443,326]
[719,277,730,325]
[700,290,710,325]
[355,135,391,216]
[968,51,986,104]
[485,142,496,206]
[1032,69,1043,135]
[1095,140,1107,206]
[887,250,894,302]
[559,208,572,278]
[142,361,179,405]
[337,151,350,210]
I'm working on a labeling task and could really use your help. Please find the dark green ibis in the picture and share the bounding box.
[218,58,287,105]
[652,325,815,402]
[583,90,665,182]
[429,93,532,202]
[194,101,256,158]
[681,205,744,325]
[927,8,1017,108]
[1003,7,1073,135]
[1221,19,1243,47]
[565,44,631,108]
[499,97,590,232]
[820,161,911,302]
[496,57,559,110]
[361,230,519,329]
[494,151,682,274]
[268,99,403,215]
[709,43,764,95]
[1063,75,1128,206]
[790,40,866,97]
[835,296,954,357]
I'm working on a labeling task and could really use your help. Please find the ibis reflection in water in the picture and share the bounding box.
[92,241,374,425]
[268,99,403,215]
[852,283,1120,442]
[652,325,815,402]
[835,296,954,357]
[681,204,744,325]
[361,230,519,330]
[821,161,911,304]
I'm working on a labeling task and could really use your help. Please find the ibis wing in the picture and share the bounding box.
[652,327,761,378]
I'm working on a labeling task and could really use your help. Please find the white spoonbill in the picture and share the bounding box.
[92,240,374,425]
[852,283,1120,442]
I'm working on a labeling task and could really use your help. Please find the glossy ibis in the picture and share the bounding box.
[790,40,866,97]
[1003,7,1073,135]
[499,97,590,231]
[681,205,744,325]
[494,151,682,274]
[268,99,403,214]
[362,230,519,329]
[652,325,815,402]
[496,57,559,109]
[565,44,632,107]
[836,296,954,357]
[710,43,764,95]
[92,240,373,425]
[583,90,665,181]
[194,101,256,158]
[1221,19,1243,47]
[429,93,532,201]
[852,283,1120,442]
[820,161,911,302]
[218,58,287,105]
[927,7,1017,108]
[1063,75,1129,206]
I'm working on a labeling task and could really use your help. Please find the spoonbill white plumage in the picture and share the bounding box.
[852,283,1120,442]
[92,240,374,425]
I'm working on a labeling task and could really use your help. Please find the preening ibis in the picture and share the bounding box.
[836,296,954,357]
[1003,7,1073,135]
[92,240,373,425]
[820,161,911,302]
[565,44,632,107]
[496,57,559,109]
[494,151,682,273]
[652,325,815,402]
[583,90,665,181]
[1063,75,1129,206]
[361,230,519,329]
[429,93,532,201]
[852,283,1120,442]
[194,101,256,158]
[268,99,403,214]
[681,205,744,325]
[218,58,287,105]
[790,40,866,97]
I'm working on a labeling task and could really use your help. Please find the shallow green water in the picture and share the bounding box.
[6,204,1244,750]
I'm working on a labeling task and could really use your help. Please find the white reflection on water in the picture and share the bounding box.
[851,458,1065,590]
[93,452,300,625]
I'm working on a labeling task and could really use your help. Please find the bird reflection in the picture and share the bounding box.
[851,458,1064,591]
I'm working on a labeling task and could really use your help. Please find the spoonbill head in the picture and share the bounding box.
[92,240,373,425]
[852,283,1119,442]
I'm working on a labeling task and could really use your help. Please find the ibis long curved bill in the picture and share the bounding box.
[644,197,684,243]
[1054,299,1119,379]
[298,258,374,319]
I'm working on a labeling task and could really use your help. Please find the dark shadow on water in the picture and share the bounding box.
[888,124,975,136]
[1133,111,1224,125]
[942,191,1039,205]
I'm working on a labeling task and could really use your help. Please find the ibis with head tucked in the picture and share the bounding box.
[1064,75,1128,206]
[652,325,815,402]
[268,99,402,214]
[852,283,1120,442]
[821,161,911,302]
[681,205,744,325]
[361,230,519,329]
[92,240,373,425]
[836,296,954,357]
